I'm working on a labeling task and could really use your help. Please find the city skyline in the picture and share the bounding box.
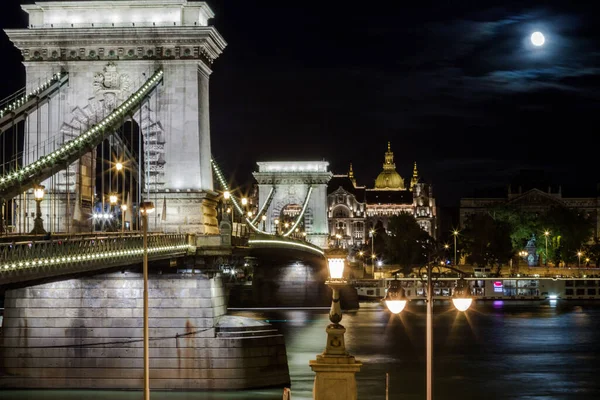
[2,1,600,206]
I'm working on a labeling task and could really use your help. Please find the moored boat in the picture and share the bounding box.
[353,276,600,301]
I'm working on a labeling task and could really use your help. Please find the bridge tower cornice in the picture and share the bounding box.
[5,27,226,65]
[252,172,333,186]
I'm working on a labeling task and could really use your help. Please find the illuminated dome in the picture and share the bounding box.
[374,142,405,190]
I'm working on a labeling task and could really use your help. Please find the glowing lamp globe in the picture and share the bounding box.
[386,300,407,314]
[384,280,408,314]
[531,32,545,47]
[109,194,118,205]
[223,191,230,200]
[140,201,155,215]
[327,258,345,280]
[115,162,123,171]
[33,185,45,200]
[452,278,473,312]
[121,204,128,212]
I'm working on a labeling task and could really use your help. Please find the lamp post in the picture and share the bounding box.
[121,204,128,234]
[274,218,279,235]
[115,161,125,227]
[221,191,231,222]
[370,228,375,266]
[577,251,582,268]
[261,214,266,231]
[384,264,472,400]
[140,201,154,400]
[518,250,528,270]
[309,251,362,400]
[544,231,550,267]
[452,230,459,266]
[30,185,47,235]
[109,194,118,231]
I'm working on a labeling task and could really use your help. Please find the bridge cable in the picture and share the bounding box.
[210,157,272,235]
[249,186,275,226]
[0,70,164,200]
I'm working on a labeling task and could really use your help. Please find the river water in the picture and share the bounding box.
[2,300,599,399]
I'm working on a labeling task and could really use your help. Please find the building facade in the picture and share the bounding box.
[327,143,438,249]
[460,183,600,240]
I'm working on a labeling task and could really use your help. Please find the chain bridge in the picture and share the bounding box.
[0,0,356,393]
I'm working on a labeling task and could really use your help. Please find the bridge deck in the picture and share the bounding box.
[0,232,191,286]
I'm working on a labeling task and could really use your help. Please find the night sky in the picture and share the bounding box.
[2,1,600,206]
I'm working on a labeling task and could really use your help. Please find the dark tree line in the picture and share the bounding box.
[378,204,596,272]
[462,205,594,268]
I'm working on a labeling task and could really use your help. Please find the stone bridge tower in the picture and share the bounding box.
[5,0,226,235]
[253,161,332,248]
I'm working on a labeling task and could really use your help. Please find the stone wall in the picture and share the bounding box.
[0,272,290,390]
[228,257,359,309]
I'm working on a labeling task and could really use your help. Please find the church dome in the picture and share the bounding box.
[375,170,404,189]
[374,142,405,190]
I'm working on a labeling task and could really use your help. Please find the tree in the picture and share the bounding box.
[490,205,540,251]
[539,206,594,267]
[462,213,513,274]
[385,213,431,273]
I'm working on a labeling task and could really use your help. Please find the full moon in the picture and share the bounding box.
[531,31,545,46]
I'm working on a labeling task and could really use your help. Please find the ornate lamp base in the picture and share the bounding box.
[309,348,362,400]
[309,281,362,400]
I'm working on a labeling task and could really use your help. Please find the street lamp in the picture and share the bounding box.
[385,264,472,400]
[109,194,118,231]
[221,191,231,223]
[140,201,154,400]
[452,230,459,266]
[577,251,583,268]
[261,214,266,230]
[544,231,550,266]
[30,184,47,235]
[121,204,128,233]
[114,162,126,229]
[309,251,362,400]
[519,250,528,267]
[274,218,279,235]
[370,228,375,265]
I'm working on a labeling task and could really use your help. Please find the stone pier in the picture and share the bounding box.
[0,272,290,390]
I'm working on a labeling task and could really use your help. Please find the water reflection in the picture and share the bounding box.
[3,301,600,399]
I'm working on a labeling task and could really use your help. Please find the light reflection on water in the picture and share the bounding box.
[3,301,600,399]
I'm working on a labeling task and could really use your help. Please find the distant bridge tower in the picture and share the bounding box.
[5,0,226,235]
[253,161,332,248]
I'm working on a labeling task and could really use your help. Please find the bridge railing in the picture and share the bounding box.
[0,233,191,282]
[247,233,325,257]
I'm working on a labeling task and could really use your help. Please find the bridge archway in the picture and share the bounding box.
[253,161,332,248]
